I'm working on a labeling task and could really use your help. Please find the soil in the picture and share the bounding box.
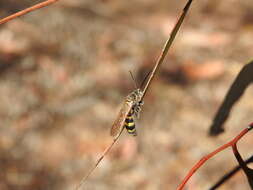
[0,0,253,189]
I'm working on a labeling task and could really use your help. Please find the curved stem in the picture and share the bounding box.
[177,126,251,190]
[0,0,59,25]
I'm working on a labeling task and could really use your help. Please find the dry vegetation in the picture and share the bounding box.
[0,0,253,190]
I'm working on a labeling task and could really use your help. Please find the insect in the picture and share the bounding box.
[110,88,143,139]
[110,71,149,139]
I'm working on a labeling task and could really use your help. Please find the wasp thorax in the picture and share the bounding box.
[125,89,144,119]
[127,89,143,103]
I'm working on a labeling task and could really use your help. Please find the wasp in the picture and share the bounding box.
[110,71,148,139]
[110,89,143,139]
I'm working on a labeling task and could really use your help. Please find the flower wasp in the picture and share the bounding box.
[110,71,149,139]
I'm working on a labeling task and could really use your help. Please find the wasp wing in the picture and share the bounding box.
[110,101,133,139]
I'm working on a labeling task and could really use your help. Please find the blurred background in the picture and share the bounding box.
[0,0,253,189]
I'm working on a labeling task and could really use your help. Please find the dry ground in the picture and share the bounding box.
[0,0,253,190]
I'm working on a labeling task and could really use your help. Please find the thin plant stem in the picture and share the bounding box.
[74,127,124,190]
[177,126,252,190]
[141,0,193,100]
[209,154,253,190]
[232,134,253,188]
[75,0,194,189]
[0,0,59,25]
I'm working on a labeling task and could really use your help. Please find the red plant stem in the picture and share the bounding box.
[0,0,59,25]
[177,126,251,190]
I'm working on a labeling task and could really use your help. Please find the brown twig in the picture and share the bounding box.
[74,127,125,190]
[75,0,194,189]
[75,0,193,190]
[0,0,59,25]
[141,0,193,100]
[177,124,253,190]
[232,123,253,188]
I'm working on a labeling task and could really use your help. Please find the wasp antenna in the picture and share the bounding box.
[140,70,152,90]
[129,70,138,89]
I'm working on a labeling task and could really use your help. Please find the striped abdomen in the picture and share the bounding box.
[124,109,137,136]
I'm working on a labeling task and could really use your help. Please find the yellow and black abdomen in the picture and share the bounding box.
[124,110,137,136]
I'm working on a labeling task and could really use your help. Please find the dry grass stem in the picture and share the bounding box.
[75,0,194,189]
